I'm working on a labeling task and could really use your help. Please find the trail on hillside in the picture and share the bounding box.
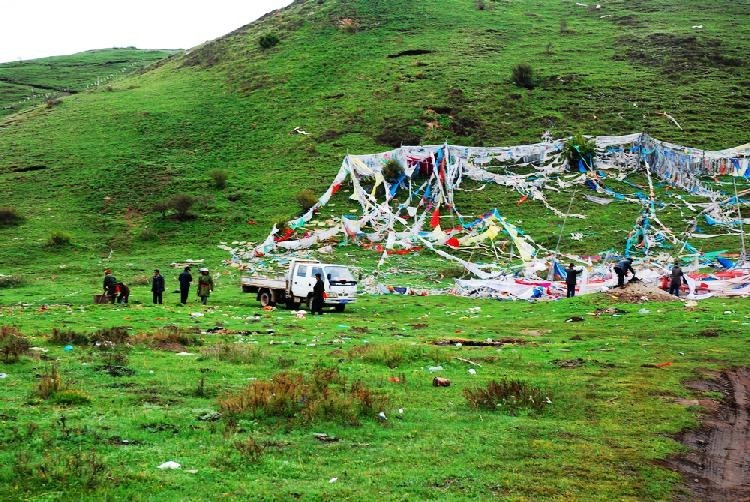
[667,368,750,501]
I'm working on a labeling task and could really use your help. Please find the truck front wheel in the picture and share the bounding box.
[259,290,275,307]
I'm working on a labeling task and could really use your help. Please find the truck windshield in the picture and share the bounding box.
[325,266,356,285]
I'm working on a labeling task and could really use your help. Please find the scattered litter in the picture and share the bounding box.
[692,24,703,29]
[552,358,585,368]
[196,411,222,422]
[398,408,404,415]
[427,366,444,372]
[294,310,306,319]
[157,461,181,470]
[377,411,387,421]
[29,347,49,353]
[190,312,204,318]
[337,324,350,329]
[292,126,310,135]
[566,316,585,322]
[186,469,199,474]
[432,377,451,387]
[388,376,401,383]
[64,345,74,352]
[642,361,673,368]
[468,368,477,375]
[313,433,339,442]
[638,308,651,314]
[329,477,338,484]
[176,352,195,356]
[589,307,626,317]
[434,338,524,347]
[0,373,7,379]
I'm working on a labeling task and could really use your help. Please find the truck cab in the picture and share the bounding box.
[289,261,357,312]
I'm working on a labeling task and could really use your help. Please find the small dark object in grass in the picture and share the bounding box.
[197,411,222,422]
[140,422,180,434]
[313,432,339,442]
[98,365,135,377]
[698,328,719,337]
[570,335,583,341]
[432,377,451,387]
[0,207,24,227]
[565,316,584,322]
[552,358,585,368]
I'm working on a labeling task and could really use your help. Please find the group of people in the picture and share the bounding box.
[563,257,688,298]
[103,266,215,305]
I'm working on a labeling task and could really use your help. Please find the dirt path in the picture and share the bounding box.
[666,368,750,501]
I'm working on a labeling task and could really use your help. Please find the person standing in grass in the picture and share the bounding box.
[151,269,165,304]
[669,260,687,297]
[197,268,214,305]
[311,273,325,315]
[565,263,582,298]
[103,268,118,304]
[178,266,192,304]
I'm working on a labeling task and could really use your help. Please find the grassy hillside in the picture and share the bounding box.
[0,0,748,285]
[0,48,178,117]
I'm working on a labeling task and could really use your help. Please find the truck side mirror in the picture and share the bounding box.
[327,274,332,280]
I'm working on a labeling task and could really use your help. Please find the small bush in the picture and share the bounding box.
[227,191,243,202]
[138,228,159,241]
[296,189,318,213]
[0,326,30,363]
[218,370,385,426]
[169,193,196,220]
[475,0,486,9]
[464,379,549,415]
[381,159,403,181]
[208,169,229,189]
[511,63,534,89]
[153,200,170,218]
[51,389,91,405]
[259,33,280,49]
[45,98,62,108]
[45,231,72,248]
[133,326,203,351]
[273,216,292,234]
[0,274,25,288]
[91,326,130,345]
[560,18,569,34]
[201,343,264,364]
[347,343,448,368]
[337,18,359,33]
[234,437,264,463]
[49,328,91,346]
[0,207,24,227]
[37,364,65,399]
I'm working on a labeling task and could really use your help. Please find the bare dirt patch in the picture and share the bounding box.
[602,282,678,303]
[665,368,750,501]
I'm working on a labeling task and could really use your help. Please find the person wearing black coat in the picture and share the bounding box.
[565,263,582,298]
[614,257,635,288]
[178,266,192,304]
[103,269,118,304]
[311,273,325,315]
[151,269,165,304]
[669,261,687,297]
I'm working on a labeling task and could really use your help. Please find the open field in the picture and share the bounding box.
[0,278,748,499]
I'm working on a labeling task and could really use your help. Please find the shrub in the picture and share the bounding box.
[464,379,549,415]
[153,200,170,218]
[208,168,229,189]
[45,231,72,248]
[49,328,91,346]
[133,326,203,351]
[563,133,597,170]
[0,274,25,288]
[560,18,569,34]
[258,33,280,49]
[227,191,243,202]
[45,98,62,108]
[234,437,264,463]
[475,0,486,10]
[381,159,403,181]
[200,342,264,364]
[0,326,30,363]
[218,370,385,426]
[37,364,65,399]
[296,189,318,213]
[0,207,24,227]
[347,343,448,368]
[91,326,130,345]
[169,193,196,220]
[511,63,534,89]
[51,389,91,405]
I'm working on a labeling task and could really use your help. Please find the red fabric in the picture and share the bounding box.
[517,195,528,205]
[331,183,341,194]
[430,207,440,228]
[445,237,460,248]
[274,228,293,242]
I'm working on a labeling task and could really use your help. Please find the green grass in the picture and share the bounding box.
[0,281,748,499]
[0,2,749,497]
[0,48,178,118]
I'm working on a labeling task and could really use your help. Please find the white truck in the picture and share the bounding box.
[241,259,357,311]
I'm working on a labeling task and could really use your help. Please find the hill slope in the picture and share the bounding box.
[0,48,179,117]
[0,0,748,285]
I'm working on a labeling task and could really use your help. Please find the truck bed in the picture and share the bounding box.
[240,277,286,290]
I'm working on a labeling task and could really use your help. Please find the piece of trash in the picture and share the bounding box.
[565,316,584,323]
[455,342,462,347]
[398,408,404,415]
[0,373,7,379]
[723,310,733,315]
[197,411,222,422]
[63,345,74,352]
[185,469,198,474]
[337,324,350,329]
[692,24,703,29]
[158,461,181,470]
[432,377,451,387]
[313,433,339,442]
[388,376,401,383]
[329,477,338,484]
[29,347,49,353]
[468,368,477,375]
[377,411,387,421]
[545,397,552,404]
[295,310,306,319]
[427,365,444,372]
[638,308,650,314]
[190,312,204,318]
[684,300,698,309]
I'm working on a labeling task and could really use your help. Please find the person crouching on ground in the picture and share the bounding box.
[103,269,118,304]
[151,269,165,304]
[613,257,635,288]
[669,260,688,297]
[116,282,129,304]
[311,273,325,315]
[565,263,583,298]
[197,268,214,305]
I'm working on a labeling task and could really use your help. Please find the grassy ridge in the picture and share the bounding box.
[0,48,178,117]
